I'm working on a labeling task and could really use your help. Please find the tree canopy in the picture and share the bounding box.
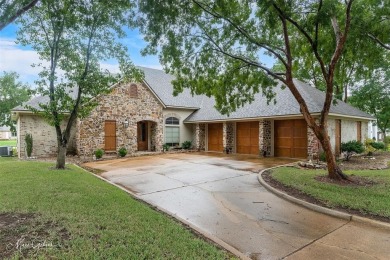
[350,69,390,139]
[17,0,139,168]
[0,71,32,132]
[285,0,388,102]
[0,0,39,30]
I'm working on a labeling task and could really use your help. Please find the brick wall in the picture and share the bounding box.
[18,114,76,158]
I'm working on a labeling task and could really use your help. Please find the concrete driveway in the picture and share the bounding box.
[84,153,390,259]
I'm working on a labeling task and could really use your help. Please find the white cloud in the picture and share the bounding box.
[0,38,46,84]
[0,37,163,86]
[100,62,120,73]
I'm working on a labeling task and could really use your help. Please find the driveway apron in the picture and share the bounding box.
[84,153,390,260]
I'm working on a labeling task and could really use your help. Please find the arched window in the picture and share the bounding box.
[165,117,179,125]
[165,117,180,147]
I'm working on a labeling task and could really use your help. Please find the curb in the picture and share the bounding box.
[258,165,390,230]
[73,164,250,260]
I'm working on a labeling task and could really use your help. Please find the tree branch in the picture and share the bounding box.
[278,13,317,129]
[272,2,328,79]
[192,0,288,68]
[367,33,390,50]
[0,0,39,31]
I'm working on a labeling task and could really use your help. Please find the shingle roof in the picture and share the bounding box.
[12,88,79,112]
[12,66,373,121]
[0,126,11,132]
[184,79,374,122]
[140,66,203,108]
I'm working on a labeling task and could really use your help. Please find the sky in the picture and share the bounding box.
[0,22,275,87]
[0,23,162,86]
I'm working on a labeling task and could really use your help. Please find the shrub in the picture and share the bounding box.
[118,147,127,157]
[384,136,390,145]
[365,138,386,154]
[371,142,385,150]
[162,144,170,152]
[182,141,192,150]
[341,140,364,161]
[12,147,17,157]
[364,138,376,155]
[25,133,33,157]
[319,151,326,162]
[94,149,104,159]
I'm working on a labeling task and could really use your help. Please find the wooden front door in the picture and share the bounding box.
[236,121,259,155]
[208,123,223,152]
[274,119,308,158]
[335,119,341,156]
[137,121,148,151]
[104,120,116,151]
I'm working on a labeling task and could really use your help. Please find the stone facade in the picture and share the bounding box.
[77,82,164,156]
[307,126,320,159]
[259,120,272,156]
[17,114,77,158]
[223,122,235,153]
[193,123,205,151]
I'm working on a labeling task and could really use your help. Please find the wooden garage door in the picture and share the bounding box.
[236,122,259,155]
[104,120,116,151]
[275,119,307,158]
[208,123,223,152]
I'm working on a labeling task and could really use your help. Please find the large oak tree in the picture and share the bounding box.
[137,0,374,180]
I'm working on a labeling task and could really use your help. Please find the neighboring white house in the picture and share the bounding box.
[368,121,389,141]
[0,126,16,140]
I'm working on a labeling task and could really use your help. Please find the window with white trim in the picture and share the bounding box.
[165,117,180,146]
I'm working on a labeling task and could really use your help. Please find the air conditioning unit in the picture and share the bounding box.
[0,146,12,156]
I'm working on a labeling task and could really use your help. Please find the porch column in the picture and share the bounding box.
[259,120,272,157]
[307,126,320,160]
[193,123,206,151]
[223,122,235,153]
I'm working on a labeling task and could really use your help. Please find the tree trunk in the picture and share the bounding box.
[56,140,67,169]
[315,127,349,180]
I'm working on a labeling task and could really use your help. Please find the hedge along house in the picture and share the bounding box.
[12,67,373,159]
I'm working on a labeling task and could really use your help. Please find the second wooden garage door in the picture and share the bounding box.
[236,122,259,155]
[208,123,223,152]
[275,119,307,158]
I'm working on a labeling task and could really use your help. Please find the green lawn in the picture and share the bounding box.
[0,157,234,259]
[0,140,17,146]
[271,167,390,218]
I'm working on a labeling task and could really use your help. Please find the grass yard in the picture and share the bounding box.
[0,140,17,147]
[270,167,390,219]
[0,157,234,259]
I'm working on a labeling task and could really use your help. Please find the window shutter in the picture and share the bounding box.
[129,84,138,98]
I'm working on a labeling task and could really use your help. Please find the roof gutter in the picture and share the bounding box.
[165,105,200,110]
[184,112,374,123]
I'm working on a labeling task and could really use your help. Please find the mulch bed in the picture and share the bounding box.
[338,152,390,171]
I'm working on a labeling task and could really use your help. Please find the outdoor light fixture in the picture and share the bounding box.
[123,118,129,128]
